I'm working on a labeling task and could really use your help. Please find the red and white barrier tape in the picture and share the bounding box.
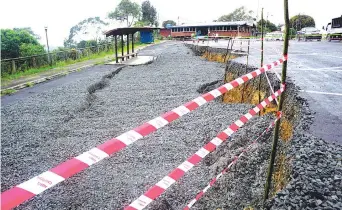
[1,56,287,210]
[184,113,282,209]
[125,85,285,210]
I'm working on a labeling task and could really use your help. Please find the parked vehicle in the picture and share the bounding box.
[297,27,322,41]
[325,16,342,41]
[265,31,284,41]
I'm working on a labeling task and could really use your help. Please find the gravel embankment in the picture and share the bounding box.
[267,101,342,210]
[186,42,342,210]
[1,41,273,209]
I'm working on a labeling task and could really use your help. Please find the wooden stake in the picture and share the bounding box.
[264,0,290,202]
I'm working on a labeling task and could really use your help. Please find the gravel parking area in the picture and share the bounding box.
[1,41,272,209]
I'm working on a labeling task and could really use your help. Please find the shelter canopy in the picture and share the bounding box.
[105,27,160,37]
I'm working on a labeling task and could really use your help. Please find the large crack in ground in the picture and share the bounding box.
[183,43,342,210]
[2,41,340,210]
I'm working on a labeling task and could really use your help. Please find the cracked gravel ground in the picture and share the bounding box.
[1,41,272,209]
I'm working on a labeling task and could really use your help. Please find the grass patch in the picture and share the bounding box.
[1,89,17,96]
[95,61,106,65]
[2,65,59,82]
[26,82,34,87]
[1,42,149,84]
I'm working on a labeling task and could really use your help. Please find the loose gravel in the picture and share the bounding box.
[3,41,339,210]
[1,41,272,209]
[267,99,342,210]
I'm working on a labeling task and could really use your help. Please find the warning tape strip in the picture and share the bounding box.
[125,85,285,210]
[0,56,287,210]
[184,113,282,209]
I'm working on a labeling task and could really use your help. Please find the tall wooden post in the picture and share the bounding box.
[11,60,16,74]
[121,34,124,61]
[115,35,118,63]
[264,0,290,202]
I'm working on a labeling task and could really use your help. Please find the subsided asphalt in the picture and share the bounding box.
[191,40,342,145]
[1,41,274,209]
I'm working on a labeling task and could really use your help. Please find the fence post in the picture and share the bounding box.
[264,0,290,203]
[32,57,36,68]
[11,60,16,74]
[121,34,124,61]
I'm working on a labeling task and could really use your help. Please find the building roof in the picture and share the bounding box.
[105,27,160,37]
[169,21,254,28]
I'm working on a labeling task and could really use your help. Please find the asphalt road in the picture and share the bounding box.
[1,42,271,209]
[191,39,342,145]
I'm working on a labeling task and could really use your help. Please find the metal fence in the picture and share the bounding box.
[1,42,118,75]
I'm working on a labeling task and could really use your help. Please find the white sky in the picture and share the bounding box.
[1,0,341,47]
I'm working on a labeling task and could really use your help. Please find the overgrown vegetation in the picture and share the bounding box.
[1,89,17,96]
[1,28,45,60]
[25,82,34,87]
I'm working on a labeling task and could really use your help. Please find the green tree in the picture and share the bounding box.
[218,6,254,22]
[64,17,109,47]
[133,21,148,27]
[1,28,45,59]
[13,27,41,40]
[162,20,176,28]
[290,14,315,31]
[141,0,157,26]
[257,19,278,32]
[19,43,45,56]
[108,0,140,27]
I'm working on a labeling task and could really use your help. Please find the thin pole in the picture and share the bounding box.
[45,27,51,66]
[241,39,250,103]
[264,0,290,202]
[258,8,264,112]
[121,34,124,61]
[115,36,118,63]
[132,33,135,56]
[127,33,130,56]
